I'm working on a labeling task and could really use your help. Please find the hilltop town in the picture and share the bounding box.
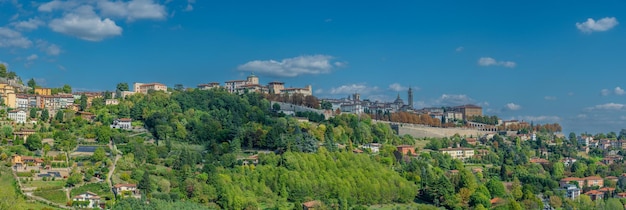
[0,64,625,210]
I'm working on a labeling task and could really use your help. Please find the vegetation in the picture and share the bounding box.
[34,189,67,204]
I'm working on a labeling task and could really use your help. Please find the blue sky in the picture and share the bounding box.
[1,0,625,134]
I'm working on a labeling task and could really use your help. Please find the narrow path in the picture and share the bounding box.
[107,139,122,193]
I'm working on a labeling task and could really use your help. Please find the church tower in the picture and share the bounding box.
[408,86,414,108]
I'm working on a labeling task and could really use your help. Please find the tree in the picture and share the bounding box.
[27,78,36,90]
[174,84,184,91]
[0,63,6,78]
[549,196,562,209]
[272,103,281,112]
[29,108,37,119]
[139,170,152,194]
[116,83,129,92]
[6,71,16,79]
[25,134,42,151]
[486,179,506,198]
[62,84,72,93]
[80,94,88,111]
[552,162,565,179]
[321,101,332,110]
[619,129,626,140]
[40,109,49,122]
[96,126,112,143]
[92,147,106,162]
[55,110,64,122]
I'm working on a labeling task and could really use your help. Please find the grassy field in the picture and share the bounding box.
[23,180,65,189]
[171,142,204,152]
[414,139,429,149]
[0,166,61,209]
[34,190,67,204]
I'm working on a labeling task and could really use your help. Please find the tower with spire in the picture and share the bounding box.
[408,86,414,108]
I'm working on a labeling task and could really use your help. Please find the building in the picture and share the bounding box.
[15,94,28,108]
[453,104,483,120]
[562,157,577,167]
[105,99,119,105]
[268,81,285,94]
[72,191,101,208]
[397,145,416,155]
[113,183,140,199]
[8,109,26,123]
[362,143,381,153]
[302,200,322,210]
[34,87,52,95]
[560,176,604,188]
[134,83,167,94]
[563,184,581,199]
[340,103,363,114]
[440,147,475,160]
[12,155,44,168]
[110,118,132,130]
[585,176,604,187]
[585,190,604,201]
[282,85,313,96]
[197,82,221,90]
[0,85,16,108]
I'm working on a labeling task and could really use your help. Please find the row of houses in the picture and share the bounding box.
[199,74,313,96]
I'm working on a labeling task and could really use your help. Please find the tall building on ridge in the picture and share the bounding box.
[408,86,413,108]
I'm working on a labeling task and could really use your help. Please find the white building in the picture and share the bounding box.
[110,118,132,130]
[105,99,119,105]
[8,109,26,123]
[362,143,381,153]
[113,183,141,199]
[16,94,28,108]
[72,191,100,208]
[134,82,167,94]
[564,184,581,200]
[340,103,363,114]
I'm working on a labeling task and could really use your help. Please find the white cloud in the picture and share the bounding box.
[478,57,516,68]
[26,54,38,61]
[333,61,347,67]
[0,27,32,48]
[314,89,323,94]
[544,96,557,100]
[13,18,45,31]
[504,103,522,111]
[576,17,618,33]
[36,40,62,56]
[329,84,379,95]
[49,6,123,41]
[577,114,587,119]
[57,65,66,71]
[388,83,407,92]
[516,115,561,122]
[435,94,474,106]
[615,87,625,95]
[601,89,610,96]
[455,46,464,52]
[588,103,625,111]
[97,0,167,21]
[238,55,342,77]
[38,0,81,12]
[184,0,195,11]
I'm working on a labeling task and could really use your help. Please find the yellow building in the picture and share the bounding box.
[35,88,52,95]
[0,83,16,108]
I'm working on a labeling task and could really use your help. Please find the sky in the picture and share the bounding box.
[1,0,625,134]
